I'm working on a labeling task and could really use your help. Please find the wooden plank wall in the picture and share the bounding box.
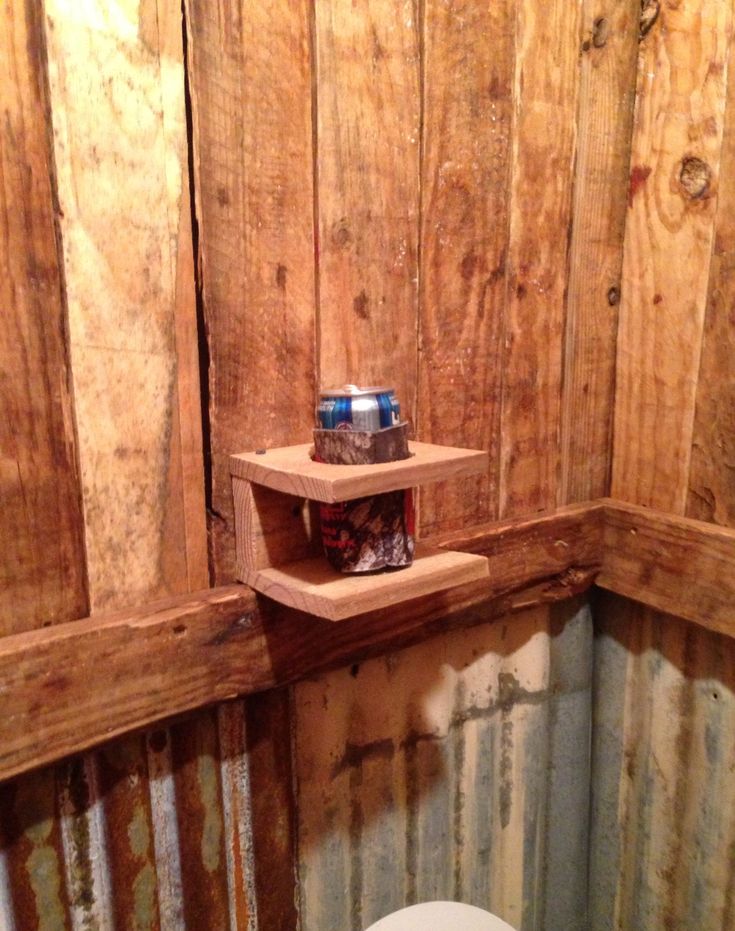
[592,1,735,928]
[6,0,735,928]
[0,0,259,927]
[185,1,636,930]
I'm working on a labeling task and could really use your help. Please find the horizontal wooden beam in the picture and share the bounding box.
[598,499,735,638]
[3,497,734,782]
[0,503,600,782]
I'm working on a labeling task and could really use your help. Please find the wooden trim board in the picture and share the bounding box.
[598,499,735,638]
[0,503,599,782]
[2,498,735,781]
[230,442,488,502]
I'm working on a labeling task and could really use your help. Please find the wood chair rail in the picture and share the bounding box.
[1,498,732,782]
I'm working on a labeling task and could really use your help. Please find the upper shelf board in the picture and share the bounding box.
[230,441,488,503]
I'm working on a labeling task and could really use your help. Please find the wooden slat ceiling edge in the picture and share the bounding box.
[1,498,733,782]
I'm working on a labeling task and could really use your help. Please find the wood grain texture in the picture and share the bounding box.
[230,441,488,502]
[0,505,603,783]
[598,499,735,639]
[185,0,316,583]
[315,0,420,420]
[416,0,513,534]
[499,0,582,517]
[233,477,317,575]
[243,546,491,622]
[44,0,207,609]
[612,0,733,513]
[560,0,639,504]
[687,26,735,529]
[0,0,88,636]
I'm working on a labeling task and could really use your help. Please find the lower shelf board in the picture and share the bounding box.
[240,545,491,622]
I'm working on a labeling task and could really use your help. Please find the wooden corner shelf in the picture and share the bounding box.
[239,545,489,622]
[230,441,490,621]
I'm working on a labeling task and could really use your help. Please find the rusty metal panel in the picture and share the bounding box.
[0,704,259,931]
[590,593,735,931]
[293,599,593,931]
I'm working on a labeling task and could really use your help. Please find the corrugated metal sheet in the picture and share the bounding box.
[590,593,735,930]
[293,599,593,931]
[0,706,257,931]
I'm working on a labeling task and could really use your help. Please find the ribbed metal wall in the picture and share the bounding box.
[293,599,593,931]
[0,705,257,931]
[590,593,735,930]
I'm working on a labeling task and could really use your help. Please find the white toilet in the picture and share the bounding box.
[365,901,517,931]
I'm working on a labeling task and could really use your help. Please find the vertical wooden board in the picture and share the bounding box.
[611,0,732,513]
[416,0,514,535]
[0,0,88,636]
[688,28,735,528]
[315,0,420,421]
[44,0,207,610]
[499,0,582,518]
[185,0,316,583]
[559,0,639,504]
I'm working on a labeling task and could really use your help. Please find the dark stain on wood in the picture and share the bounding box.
[592,17,609,48]
[353,289,370,319]
[276,263,287,289]
[628,164,652,206]
[640,0,661,40]
[460,251,480,280]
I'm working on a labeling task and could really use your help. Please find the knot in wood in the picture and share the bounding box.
[679,156,711,199]
[640,0,660,40]
[592,17,609,48]
[607,286,621,306]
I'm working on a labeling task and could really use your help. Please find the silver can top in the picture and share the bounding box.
[319,383,393,398]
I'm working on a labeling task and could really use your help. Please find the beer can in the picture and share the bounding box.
[317,384,395,431]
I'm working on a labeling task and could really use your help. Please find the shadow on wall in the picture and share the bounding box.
[590,593,735,931]
[292,596,594,931]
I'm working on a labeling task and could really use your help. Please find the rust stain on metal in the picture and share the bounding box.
[294,603,593,931]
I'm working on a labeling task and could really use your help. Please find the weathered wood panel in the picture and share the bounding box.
[560,0,639,503]
[0,0,88,637]
[687,25,735,529]
[45,0,207,610]
[499,0,582,517]
[416,0,513,535]
[599,500,735,639]
[186,0,317,923]
[186,0,316,584]
[315,0,420,421]
[0,503,604,783]
[611,0,732,513]
[0,1,216,926]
